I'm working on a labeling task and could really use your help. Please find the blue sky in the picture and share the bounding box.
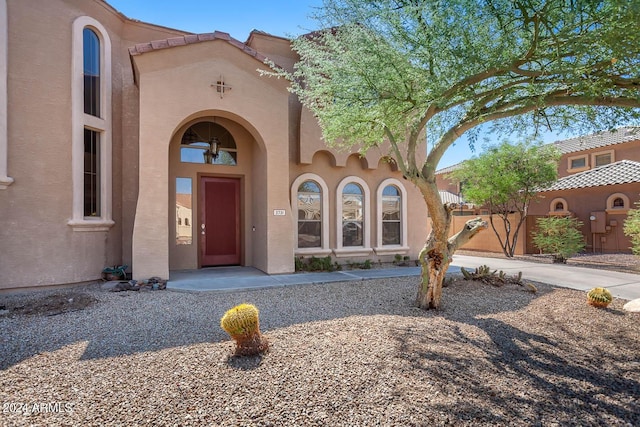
[107,0,587,169]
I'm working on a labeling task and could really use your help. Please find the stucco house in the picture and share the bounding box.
[0,0,428,291]
[436,127,640,254]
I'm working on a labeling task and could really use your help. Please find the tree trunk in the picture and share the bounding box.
[416,215,488,310]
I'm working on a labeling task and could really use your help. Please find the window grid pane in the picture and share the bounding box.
[382,186,401,245]
[297,181,322,248]
[83,129,100,217]
[343,184,363,246]
[83,28,100,117]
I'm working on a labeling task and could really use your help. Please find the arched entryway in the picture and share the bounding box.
[169,116,258,271]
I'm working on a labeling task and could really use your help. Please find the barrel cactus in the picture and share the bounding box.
[220,303,268,356]
[587,287,613,308]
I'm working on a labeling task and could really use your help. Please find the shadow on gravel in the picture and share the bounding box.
[393,296,640,425]
[0,275,541,370]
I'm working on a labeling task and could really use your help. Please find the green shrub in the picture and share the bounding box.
[624,201,640,256]
[532,216,585,263]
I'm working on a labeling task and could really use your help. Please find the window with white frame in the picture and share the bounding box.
[375,178,409,254]
[342,183,364,247]
[291,173,330,254]
[335,177,372,256]
[297,180,323,248]
[68,17,113,231]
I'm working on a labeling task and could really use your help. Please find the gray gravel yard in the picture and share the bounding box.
[1,276,639,426]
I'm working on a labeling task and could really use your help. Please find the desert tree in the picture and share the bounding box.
[623,201,640,255]
[266,0,640,309]
[452,140,560,258]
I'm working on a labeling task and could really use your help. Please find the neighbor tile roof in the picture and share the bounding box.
[553,127,640,154]
[439,190,475,207]
[540,160,640,191]
[128,31,272,65]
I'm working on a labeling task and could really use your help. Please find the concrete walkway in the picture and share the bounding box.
[167,254,640,301]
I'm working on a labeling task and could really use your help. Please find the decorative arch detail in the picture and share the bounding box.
[606,193,630,214]
[548,197,570,216]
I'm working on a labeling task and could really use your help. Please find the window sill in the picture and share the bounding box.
[373,246,410,255]
[68,219,115,232]
[606,208,628,215]
[333,247,374,257]
[0,175,14,189]
[295,248,333,257]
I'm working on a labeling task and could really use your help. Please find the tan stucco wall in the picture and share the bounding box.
[290,148,429,264]
[530,185,639,253]
[0,0,186,289]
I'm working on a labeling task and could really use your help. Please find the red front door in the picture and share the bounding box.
[200,177,241,266]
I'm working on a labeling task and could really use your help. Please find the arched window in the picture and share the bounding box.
[83,28,100,117]
[335,176,372,256]
[180,121,237,165]
[606,193,630,214]
[291,174,330,254]
[297,180,322,248]
[69,17,113,231]
[342,183,364,247]
[375,178,409,254]
[382,185,401,245]
[548,198,569,216]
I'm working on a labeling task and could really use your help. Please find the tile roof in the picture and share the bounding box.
[435,162,464,175]
[552,127,640,154]
[128,31,272,65]
[540,160,640,192]
[439,190,475,207]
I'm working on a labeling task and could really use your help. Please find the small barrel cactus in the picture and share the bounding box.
[220,303,268,356]
[587,287,613,308]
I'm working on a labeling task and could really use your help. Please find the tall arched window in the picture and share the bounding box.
[335,176,372,256]
[69,17,113,231]
[342,183,364,247]
[83,28,100,117]
[375,178,409,254]
[381,185,401,245]
[297,180,322,248]
[291,173,330,255]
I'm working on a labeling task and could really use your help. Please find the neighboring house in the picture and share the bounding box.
[0,0,427,290]
[435,127,640,254]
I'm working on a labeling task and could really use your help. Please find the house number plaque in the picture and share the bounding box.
[273,209,286,216]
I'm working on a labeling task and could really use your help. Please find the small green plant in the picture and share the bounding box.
[363,259,372,269]
[393,254,403,265]
[294,256,339,272]
[587,287,613,308]
[532,216,585,263]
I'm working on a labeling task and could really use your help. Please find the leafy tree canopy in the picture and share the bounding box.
[285,0,640,175]
[452,140,559,214]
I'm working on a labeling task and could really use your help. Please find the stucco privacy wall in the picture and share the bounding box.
[131,39,294,279]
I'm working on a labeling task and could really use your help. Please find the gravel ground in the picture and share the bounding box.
[1,276,639,427]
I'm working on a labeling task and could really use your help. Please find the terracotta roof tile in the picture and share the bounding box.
[553,127,640,154]
[540,160,640,191]
[128,31,275,67]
